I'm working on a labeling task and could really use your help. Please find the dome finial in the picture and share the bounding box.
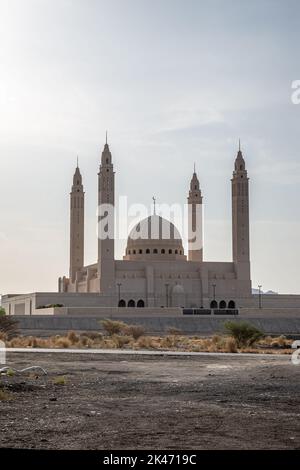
[239,138,241,152]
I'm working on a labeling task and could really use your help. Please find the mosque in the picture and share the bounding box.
[3,138,300,317]
[58,139,252,309]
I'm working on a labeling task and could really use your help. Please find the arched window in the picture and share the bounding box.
[210,300,218,309]
[146,249,150,254]
[128,299,135,307]
[153,249,158,254]
[118,299,126,307]
[161,249,165,254]
[175,249,178,254]
[219,300,227,309]
[169,249,172,254]
[133,250,136,254]
[128,250,131,255]
[137,299,145,308]
[228,300,236,309]
[139,249,143,254]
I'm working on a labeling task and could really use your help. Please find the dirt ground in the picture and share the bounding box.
[0,352,300,450]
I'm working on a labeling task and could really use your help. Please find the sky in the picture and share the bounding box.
[0,0,299,295]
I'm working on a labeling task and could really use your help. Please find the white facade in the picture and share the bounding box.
[2,140,300,316]
[58,141,253,309]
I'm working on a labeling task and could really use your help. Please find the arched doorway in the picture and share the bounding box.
[210,300,218,309]
[219,300,227,309]
[128,299,135,308]
[137,299,145,308]
[118,299,126,307]
[228,300,236,309]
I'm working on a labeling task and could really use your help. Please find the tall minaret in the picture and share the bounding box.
[187,165,203,261]
[69,161,84,283]
[97,135,115,294]
[232,141,251,288]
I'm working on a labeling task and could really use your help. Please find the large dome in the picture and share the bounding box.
[124,215,186,260]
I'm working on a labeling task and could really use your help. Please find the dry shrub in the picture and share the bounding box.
[0,332,7,342]
[161,335,182,349]
[270,335,291,348]
[0,316,19,339]
[224,337,238,353]
[67,331,80,344]
[136,336,156,349]
[111,335,132,349]
[123,324,145,340]
[211,334,220,344]
[101,319,127,336]
[168,327,183,336]
[258,335,292,349]
[188,340,208,352]
[8,336,44,348]
[54,337,72,349]
[78,335,89,347]
[81,331,103,341]
[102,337,118,349]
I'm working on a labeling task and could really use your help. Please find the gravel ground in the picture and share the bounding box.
[0,352,300,450]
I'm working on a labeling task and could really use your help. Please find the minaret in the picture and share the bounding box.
[69,161,84,283]
[97,135,115,294]
[187,164,203,261]
[231,141,251,289]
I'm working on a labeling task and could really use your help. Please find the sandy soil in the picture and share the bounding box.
[0,352,300,450]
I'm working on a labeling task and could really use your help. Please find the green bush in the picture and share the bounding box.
[0,307,6,316]
[224,321,264,348]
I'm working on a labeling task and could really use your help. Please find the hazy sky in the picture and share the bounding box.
[0,0,299,294]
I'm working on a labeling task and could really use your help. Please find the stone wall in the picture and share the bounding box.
[11,314,300,338]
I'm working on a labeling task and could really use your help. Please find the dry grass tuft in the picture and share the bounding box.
[0,389,12,401]
[4,329,294,355]
[53,337,72,349]
[111,335,131,348]
[0,332,7,342]
[67,331,80,344]
[224,337,238,353]
[53,376,67,386]
[136,336,157,349]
